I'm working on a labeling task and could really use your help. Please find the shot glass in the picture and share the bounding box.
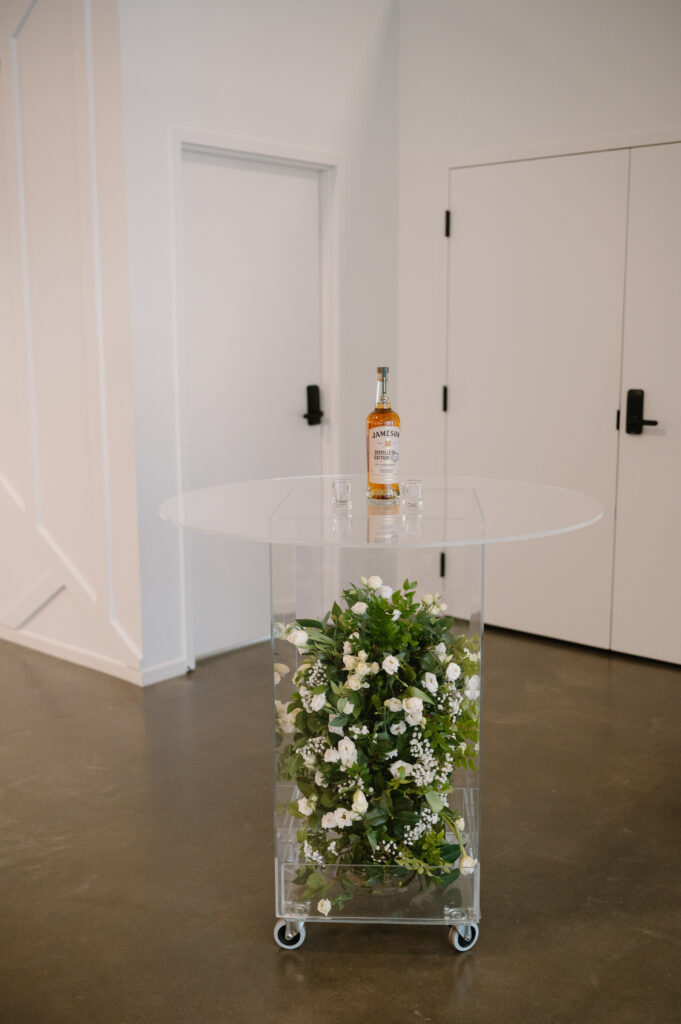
[401,478,424,511]
[332,478,353,510]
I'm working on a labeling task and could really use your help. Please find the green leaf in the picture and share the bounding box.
[296,618,325,630]
[425,790,445,813]
[366,829,378,852]
[405,685,434,704]
[305,870,327,891]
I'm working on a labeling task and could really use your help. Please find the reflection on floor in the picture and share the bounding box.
[1,630,679,1024]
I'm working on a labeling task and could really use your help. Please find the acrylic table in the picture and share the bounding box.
[160,474,602,953]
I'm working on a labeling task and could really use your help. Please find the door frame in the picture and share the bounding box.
[168,126,342,668]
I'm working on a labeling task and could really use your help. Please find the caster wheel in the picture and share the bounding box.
[274,919,306,950]
[448,923,479,953]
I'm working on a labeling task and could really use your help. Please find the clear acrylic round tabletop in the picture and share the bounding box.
[159,474,603,548]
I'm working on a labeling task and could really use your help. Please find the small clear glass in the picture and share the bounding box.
[332,479,353,509]
[401,478,424,511]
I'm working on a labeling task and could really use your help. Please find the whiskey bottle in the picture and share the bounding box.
[366,366,400,500]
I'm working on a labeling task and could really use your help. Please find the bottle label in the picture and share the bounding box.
[368,427,400,485]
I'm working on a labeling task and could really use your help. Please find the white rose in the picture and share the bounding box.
[287,629,309,648]
[352,790,368,815]
[382,655,400,675]
[323,747,340,763]
[389,760,413,779]
[345,675,362,691]
[360,576,368,585]
[297,797,315,816]
[357,650,368,661]
[273,662,290,685]
[321,811,336,828]
[420,593,434,606]
[367,575,383,589]
[275,699,299,734]
[343,640,352,655]
[390,721,407,735]
[464,674,480,700]
[402,696,424,726]
[423,672,438,694]
[370,662,380,674]
[465,647,480,662]
[355,660,370,677]
[340,700,354,715]
[334,807,357,827]
[338,736,358,767]
[434,642,447,662]
[459,854,477,876]
[315,770,325,786]
[455,817,465,831]
[383,697,402,712]
[377,585,393,600]
[343,654,357,671]
[351,602,368,615]
[446,662,462,682]
[438,602,448,612]
[317,898,332,916]
[391,608,401,621]
[309,692,326,712]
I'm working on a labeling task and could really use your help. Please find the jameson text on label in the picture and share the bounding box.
[369,427,400,485]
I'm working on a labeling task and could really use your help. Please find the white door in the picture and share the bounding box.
[611,144,681,663]
[180,148,325,658]
[446,151,629,647]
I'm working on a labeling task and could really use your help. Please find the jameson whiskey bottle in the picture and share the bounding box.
[366,366,400,500]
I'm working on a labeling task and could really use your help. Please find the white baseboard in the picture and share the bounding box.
[0,625,143,685]
[139,658,190,687]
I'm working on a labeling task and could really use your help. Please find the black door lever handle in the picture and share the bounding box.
[625,389,658,434]
[303,384,323,426]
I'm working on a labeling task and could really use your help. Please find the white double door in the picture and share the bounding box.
[179,148,325,659]
[446,143,681,663]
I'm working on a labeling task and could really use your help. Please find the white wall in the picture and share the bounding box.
[0,0,143,682]
[118,0,399,678]
[397,0,681,473]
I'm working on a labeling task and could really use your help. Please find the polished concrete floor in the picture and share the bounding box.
[1,631,679,1024]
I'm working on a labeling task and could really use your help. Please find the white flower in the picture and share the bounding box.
[459,854,477,876]
[297,797,315,816]
[343,640,352,655]
[367,575,383,589]
[446,662,462,682]
[423,672,438,694]
[338,737,358,767]
[309,692,327,712]
[315,770,325,786]
[434,642,447,662]
[385,749,398,759]
[390,721,407,735]
[275,699,299,734]
[273,662,290,685]
[420,593,434,606]
[402,696,424,726]
[389,760,413,779]
[360,576,368,585]
[334,807,357,827]
[438,602,447,612]
[352,790,368,815]
[391,609,401,621]
[464,674,480,700]
[287,629,309,648]
[377,585,393,600]
[350,631,360,640]
[343,654,357,671]
[351,602,368,615]
[323,747,340,763]
[355,660,370,677]
[455,817,465,831]
[370,662,380,674]
[340,700,354,715]
[357,650,368,661]
[345,675,362,691]
[321,811,336,828]
[317,898,332,917]
[465,647,480,662]
[384,697,402,712]
[382,655,400,675]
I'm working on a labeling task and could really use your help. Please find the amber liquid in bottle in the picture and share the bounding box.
[366,366,401,500]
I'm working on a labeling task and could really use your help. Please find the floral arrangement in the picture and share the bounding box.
[275,575,480,917]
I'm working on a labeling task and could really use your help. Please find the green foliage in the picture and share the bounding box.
[276,576,481,912]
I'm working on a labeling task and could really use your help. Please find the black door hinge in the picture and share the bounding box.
[445,210,451,237]
[440,552,446,578]
[443,385,448,412]
[616,409,620,430]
